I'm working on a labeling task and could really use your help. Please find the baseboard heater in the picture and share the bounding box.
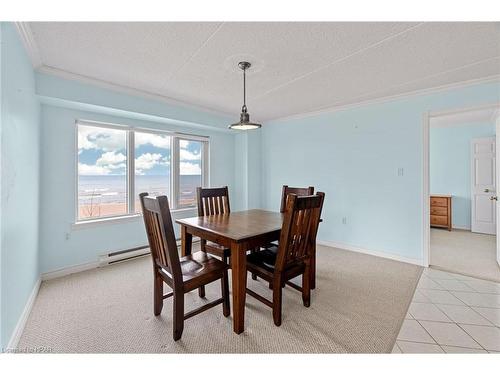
[99,245,150,266]
[99,239,200,266]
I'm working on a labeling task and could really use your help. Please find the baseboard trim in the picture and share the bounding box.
[5,278,41,350]
[40,239,198,281]
[452,225,471,231]
[317,240,424,267]
[41,261,100,281]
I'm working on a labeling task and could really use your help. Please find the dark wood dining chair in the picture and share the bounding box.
[196,186,232,263]
[245,192,325,326]
[196,186,232,297]
[139,192,230,341]
[261,185,317,284]
[280,185,315,212]
[260,185,315,256]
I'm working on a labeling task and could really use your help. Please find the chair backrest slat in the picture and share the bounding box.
[275,192,325,272]
[197,186,231,216]
[140,193,182,285]
[280,185,315,213]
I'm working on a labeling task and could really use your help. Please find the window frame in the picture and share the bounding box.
[75,119,209,224]
[174,136,209,209]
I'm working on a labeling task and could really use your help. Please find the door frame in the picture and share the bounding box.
[422,102,500,267]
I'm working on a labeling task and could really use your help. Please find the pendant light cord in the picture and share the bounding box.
[242,66,247,111]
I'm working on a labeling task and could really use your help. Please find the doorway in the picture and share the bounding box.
[425,103,500,282]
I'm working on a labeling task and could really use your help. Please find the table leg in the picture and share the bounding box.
[231,242,247,334]
[181,225,192,257]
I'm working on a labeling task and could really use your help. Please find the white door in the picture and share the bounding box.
[471,137,496,235]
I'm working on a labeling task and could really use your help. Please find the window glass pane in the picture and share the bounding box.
[78,125,127,220]
[135,131,171,212]
[179,139,203,207]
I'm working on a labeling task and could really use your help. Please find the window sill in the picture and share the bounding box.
[72,207,197,230]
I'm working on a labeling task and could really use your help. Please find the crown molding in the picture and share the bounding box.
[14,22,42,68]
[13,21,500,125]
[265,74,500,124]
[11,21,235,123]
[36,65,237,122]
[490,107,500,122]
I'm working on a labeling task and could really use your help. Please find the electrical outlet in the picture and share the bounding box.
[65,233,70,240]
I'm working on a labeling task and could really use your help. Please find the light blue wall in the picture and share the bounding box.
[38,90,239,274]
[430,123,495,229]
[0,23,40,348]
[233,131,262,210]
[261,83,500,263]
[36,73,232,131]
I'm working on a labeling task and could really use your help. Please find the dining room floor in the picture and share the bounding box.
[18,244,421,353]
[392,267,500,353]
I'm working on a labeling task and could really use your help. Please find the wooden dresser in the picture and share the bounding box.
[430,195,452,231]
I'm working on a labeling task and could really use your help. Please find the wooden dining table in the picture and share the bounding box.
[176,209,317,334]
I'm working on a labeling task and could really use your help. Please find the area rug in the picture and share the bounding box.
[18,245,422,353]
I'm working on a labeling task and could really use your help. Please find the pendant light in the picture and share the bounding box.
[228,61,262,130]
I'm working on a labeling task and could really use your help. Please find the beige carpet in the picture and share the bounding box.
[18,245,422,353]
[431,229,500,283]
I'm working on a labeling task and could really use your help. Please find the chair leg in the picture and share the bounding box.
[197,240,207,298]
[310,245,316,290]
[198,285,206,298]
[272,277,283,326]
[153,272,163,316]
[223,253,231,268]
[173,291,184,341]
[250,247,257,280]
[302,263,311,308]
[221,270,230,317]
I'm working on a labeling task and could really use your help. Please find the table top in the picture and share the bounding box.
[176,209,283,242]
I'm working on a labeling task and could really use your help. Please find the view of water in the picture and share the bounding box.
[78,174,201,207]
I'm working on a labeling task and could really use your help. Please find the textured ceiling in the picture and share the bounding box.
[28,22,500,121]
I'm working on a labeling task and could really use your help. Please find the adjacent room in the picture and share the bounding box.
[1,20,500,356]
[429,105,500,282]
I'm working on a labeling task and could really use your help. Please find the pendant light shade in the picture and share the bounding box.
[229,61,262,130]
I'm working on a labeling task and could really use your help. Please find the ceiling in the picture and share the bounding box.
[26,22,500,121]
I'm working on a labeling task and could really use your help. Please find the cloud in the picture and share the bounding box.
[179,140,201,161]
[78,125,126,152]
[78,163,111,176]
[180,161,201,175]
[79,151,127,176]
[179,148,200,161]
[135,132,170,149]
[96,151,126,167]
[135,153,169,174]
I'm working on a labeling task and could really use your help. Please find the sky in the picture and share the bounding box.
[78,125,202,176]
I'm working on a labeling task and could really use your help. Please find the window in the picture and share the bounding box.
[178,139,203,207]
[77,124,128,220]
[76,120,208,222]
[134,131,171,213]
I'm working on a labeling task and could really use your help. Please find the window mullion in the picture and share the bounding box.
[203,141,209,187]
[171,136,180,209]
[128,130,135,214]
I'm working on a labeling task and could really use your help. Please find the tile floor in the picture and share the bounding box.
[392,267,500,353]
